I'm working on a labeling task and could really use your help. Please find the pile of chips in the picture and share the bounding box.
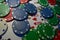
[0,0,60,40]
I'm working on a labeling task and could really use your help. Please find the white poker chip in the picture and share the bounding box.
[0,19,8,36]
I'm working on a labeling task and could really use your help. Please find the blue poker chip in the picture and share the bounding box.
[6,0,20,7]
[12,20,30,37]
[12,8,28,21]
[40,7,54,18]
[24,3,37,16]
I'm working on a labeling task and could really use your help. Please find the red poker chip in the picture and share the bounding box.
[54,30,60,40]
[20,0,28,4]
[54,35,60,40]
[48,0,56,5]
[57,30,60,36]
[54,36,59,40]
[4,8,13,22]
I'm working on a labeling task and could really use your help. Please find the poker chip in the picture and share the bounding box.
[48,0,56,5]
[0,18,8,36]
[4,8,13,22]
[12,8,28,21]
[20,0,28,4]
[37,23,55,39]
[40,7,54,18]
[43,23,55,39]
[6,0,20,7]
[0,3,10,17]
[38,0,48,6]
[47,15,59,26]
[54,30,60,40]
[37,23,46,40]
[54,5,60,15]
[24,3,37,15]
[0,0,4,3]
[54,35,59,40]
[22,29,40,40]
[12,20,30,37]
[57,30,60,36]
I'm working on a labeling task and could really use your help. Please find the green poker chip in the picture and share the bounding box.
[22,29,40,40]
[0,0,4,2]
[37,23,46,40]
[37,23,55,39]
[43,23,55,39]
[47,15,59,26]
[54,5,60,15]
[38,0,48,6]
[0,3,10,17]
